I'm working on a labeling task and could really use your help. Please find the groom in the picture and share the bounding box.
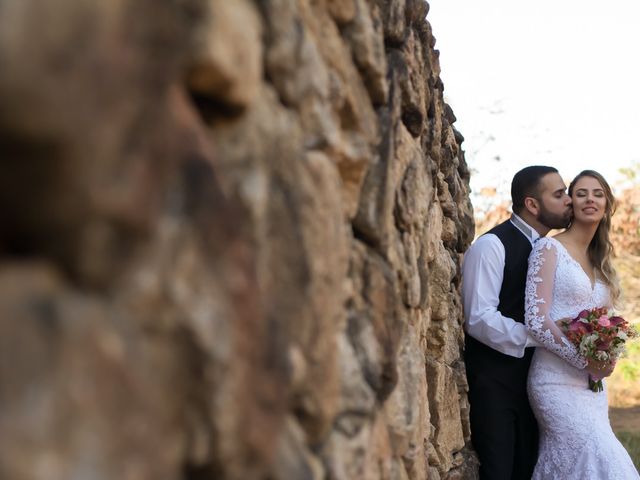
[462,166,572,479]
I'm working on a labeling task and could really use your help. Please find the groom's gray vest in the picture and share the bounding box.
[464,219,536,392]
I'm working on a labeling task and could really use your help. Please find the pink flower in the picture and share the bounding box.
[568,321,595,337]
[569,321,588,334]
[609,316,624,326]
[598,315,611,327]
[577,310,590,319]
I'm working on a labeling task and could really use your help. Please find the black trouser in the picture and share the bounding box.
[467,379,539,480]
[464,339,538,480]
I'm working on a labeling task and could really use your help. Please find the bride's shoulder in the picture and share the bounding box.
[532,236,564,257]
[535,236,560,249]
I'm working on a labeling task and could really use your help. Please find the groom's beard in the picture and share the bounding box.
[538,204,572,230]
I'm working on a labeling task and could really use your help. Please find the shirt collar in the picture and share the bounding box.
[510,213,541,245]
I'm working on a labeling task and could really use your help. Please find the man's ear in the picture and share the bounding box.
[523,197,539,216]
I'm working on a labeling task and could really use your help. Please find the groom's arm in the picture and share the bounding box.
[462,234,539,358]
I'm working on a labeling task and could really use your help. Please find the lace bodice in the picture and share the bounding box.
[525,237,610,369]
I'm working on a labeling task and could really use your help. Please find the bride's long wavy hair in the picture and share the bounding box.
[568,170,621,306]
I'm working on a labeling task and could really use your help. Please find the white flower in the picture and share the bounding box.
[579,333,598,355]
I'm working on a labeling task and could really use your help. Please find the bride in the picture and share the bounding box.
[524,170,639,479]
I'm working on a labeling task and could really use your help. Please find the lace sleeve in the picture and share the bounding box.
[525,239,587,368]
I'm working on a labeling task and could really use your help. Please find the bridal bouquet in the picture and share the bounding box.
[559,306,638,392]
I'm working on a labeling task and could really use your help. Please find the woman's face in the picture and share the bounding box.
[571,176,607,225]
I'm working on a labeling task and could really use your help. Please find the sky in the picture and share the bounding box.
[427,0,640,211]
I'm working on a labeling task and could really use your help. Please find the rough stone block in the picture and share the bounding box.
[187,0,263,111]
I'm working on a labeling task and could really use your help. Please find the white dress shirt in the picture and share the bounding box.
[462,213,541,358]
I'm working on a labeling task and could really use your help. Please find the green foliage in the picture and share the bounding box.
[615,431,640,471]
[619,361,640,382]
[627,340,640,356]
[618,339,640,381]
[619,161,640,182]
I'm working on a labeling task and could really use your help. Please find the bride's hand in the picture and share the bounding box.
[585,358,616,379]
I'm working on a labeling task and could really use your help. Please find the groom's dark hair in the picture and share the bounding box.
[511,165,559,214]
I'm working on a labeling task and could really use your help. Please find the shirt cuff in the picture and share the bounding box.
[525,334,542,348]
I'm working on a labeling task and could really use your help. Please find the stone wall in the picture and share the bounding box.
[0,0,476,479]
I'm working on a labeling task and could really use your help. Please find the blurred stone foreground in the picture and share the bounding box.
[0,1,476,479]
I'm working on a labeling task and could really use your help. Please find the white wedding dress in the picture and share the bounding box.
[525,237,639,479]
